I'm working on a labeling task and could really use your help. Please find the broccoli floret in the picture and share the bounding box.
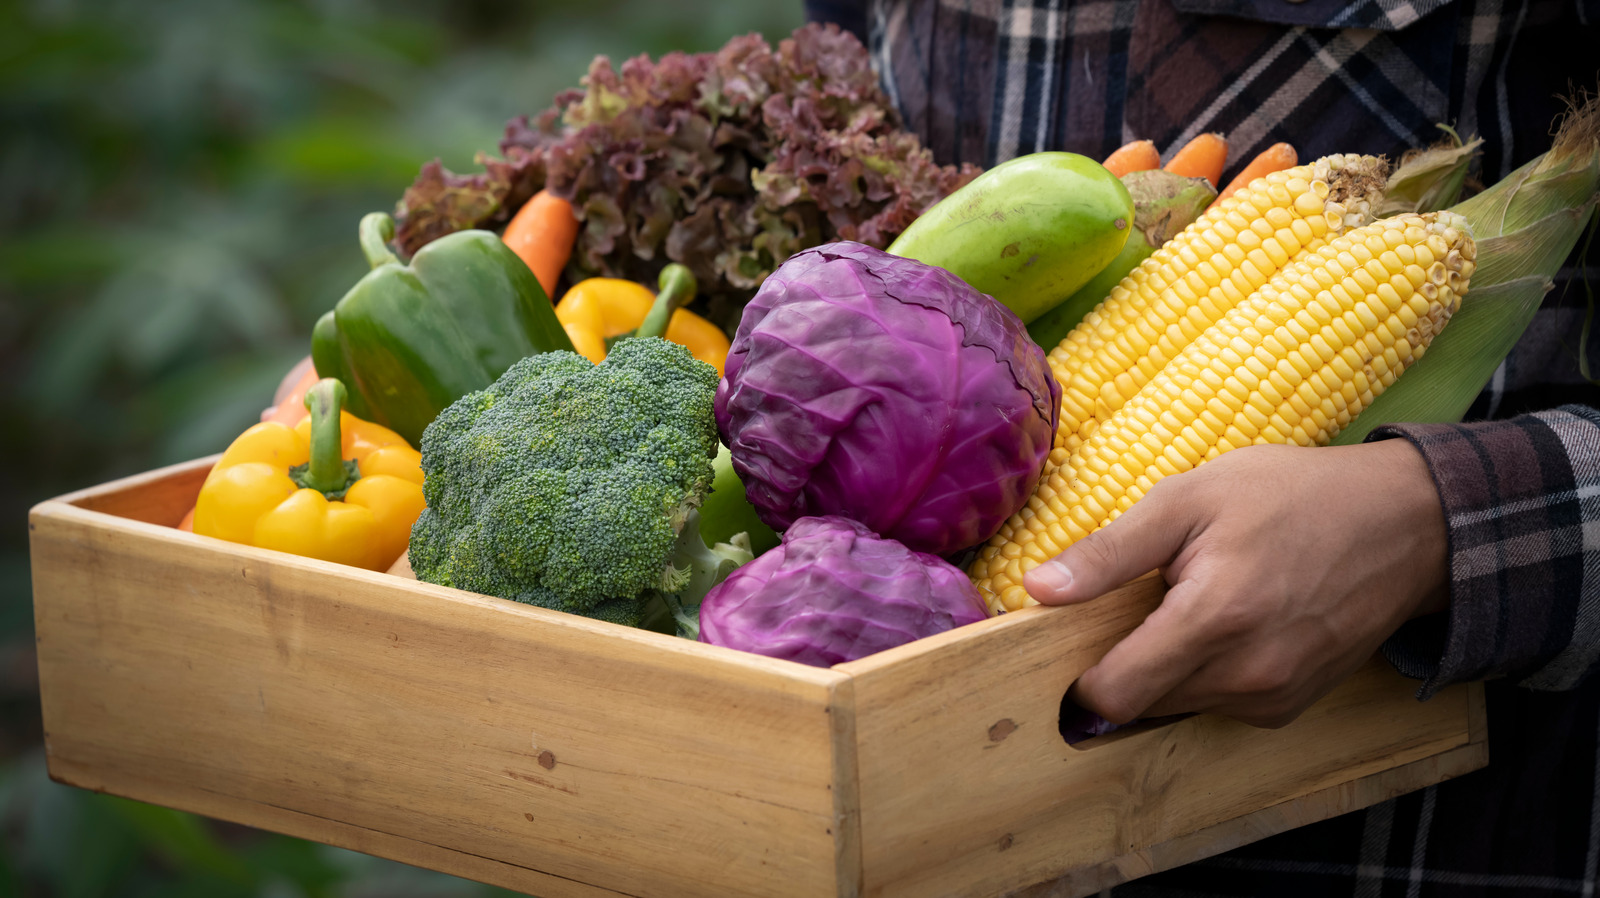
[408,337,752,629]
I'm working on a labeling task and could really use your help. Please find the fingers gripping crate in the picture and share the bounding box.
[29,458,1486,898]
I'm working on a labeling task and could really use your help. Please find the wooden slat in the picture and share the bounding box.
[31,460,1486,897]
[55,456,214,526]
[1006,719,1486,897]
[838,578,1483,898]
[32,497,854,898]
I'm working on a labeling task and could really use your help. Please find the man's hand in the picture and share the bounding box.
[1022,440,1449,729]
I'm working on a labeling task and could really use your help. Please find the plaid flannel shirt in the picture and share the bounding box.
[806,0,1600,893]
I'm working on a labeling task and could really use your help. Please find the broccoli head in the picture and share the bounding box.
[408,336,751,628]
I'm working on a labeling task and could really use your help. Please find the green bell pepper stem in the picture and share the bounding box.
[636,264,698,341]
[359,212,401,269]
[313,211,574,447]
[300,378,354,495]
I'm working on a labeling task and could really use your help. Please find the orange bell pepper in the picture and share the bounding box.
[191,378,425,571]
[262,355,319,427]
[555,264,730,374]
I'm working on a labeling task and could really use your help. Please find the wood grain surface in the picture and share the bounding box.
[29,460,1486,898]
[836,580,1484,898]
[32,461,859,898]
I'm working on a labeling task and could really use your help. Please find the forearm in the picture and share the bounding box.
[1375,405,1600,697]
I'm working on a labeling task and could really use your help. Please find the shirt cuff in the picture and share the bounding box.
[1366,409,1600,699]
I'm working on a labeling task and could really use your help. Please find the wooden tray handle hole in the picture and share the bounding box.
[1060,689,1193,750]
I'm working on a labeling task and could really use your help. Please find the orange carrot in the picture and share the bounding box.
[1163,132,1229,187]
[1211,142,1299,209]
[1102,139,1160,177]
[501,189,580,300]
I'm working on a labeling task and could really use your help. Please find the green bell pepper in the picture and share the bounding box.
[312,212,575,447]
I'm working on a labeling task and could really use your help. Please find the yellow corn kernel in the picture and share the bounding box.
[971,210,1475,614]
[1042,155,1390,461]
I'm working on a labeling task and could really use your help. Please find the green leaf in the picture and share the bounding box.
[21,779,141,898]
[105,797,256,886]
[239,835,345,896]
[0,827,19,898]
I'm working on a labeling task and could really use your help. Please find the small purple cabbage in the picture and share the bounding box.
[714,241,1060,557]
[698,516,989,666]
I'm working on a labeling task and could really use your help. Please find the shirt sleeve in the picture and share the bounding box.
[1369,406,1600,699]
[803,0,869,43]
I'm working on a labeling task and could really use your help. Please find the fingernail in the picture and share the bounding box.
[1026,560,1074,598]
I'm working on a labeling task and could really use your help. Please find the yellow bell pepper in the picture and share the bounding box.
[555,264,730,374]
[193,378,425,571]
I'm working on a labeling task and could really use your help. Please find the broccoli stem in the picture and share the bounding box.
[636,263,698,341]
[642,508,753,639]
[667,508,754,603]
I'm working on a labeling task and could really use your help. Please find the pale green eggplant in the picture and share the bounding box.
[887,152,1134,324]
[1026,170,1215,350]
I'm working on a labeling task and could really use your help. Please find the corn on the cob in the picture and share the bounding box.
[1335,93,1600,444]
[973,211,1477,614]
[1048,154,1390,462]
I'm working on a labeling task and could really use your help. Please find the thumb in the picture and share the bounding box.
[1022,481,1197,604]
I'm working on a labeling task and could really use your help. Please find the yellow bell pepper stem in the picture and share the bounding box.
[637,264,697,341]
[296,378,357,495]
[553,268,731,373]
[192,377,425,571]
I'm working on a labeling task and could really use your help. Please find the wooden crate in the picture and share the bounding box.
[30,458,1487,898]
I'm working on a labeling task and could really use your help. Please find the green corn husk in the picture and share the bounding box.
[1375,126,1483,218]
[1334,94,1600,445]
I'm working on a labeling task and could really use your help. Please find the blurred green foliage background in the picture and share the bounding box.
[0,0,803,894]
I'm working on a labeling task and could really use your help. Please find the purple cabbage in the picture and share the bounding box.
[697,516,988,665]
[713,241,1060,557]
